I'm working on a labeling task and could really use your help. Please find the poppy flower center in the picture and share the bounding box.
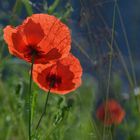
[27,45,39,56]
[46,74,62,88]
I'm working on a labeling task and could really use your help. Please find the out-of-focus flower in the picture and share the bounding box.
[96,99,125,125]
[32,54,82,94]
[3,14,71,64]
[134,87,140,96]
[122,92,129,100]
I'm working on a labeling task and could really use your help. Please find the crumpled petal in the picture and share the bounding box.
[3,25,25,59]
[23,14,71,60]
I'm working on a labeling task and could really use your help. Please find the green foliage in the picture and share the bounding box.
[0,64,97,140]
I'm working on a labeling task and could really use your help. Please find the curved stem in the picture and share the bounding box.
[36,88,51,130]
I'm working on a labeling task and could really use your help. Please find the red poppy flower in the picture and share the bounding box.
[3,14,71,64]
[32,53,82,94]
[96,99,125,125]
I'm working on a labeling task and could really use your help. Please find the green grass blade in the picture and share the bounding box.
[22,0,33,16]
[48,0,60,14]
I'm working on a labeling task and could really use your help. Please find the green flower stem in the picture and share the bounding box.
[36,88,51,130]
[29,56,35,140]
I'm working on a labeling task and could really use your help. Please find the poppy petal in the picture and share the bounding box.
[23,18,45,45]
[32,54,82,94]
[29,14,71,61]
[3,25,25,59]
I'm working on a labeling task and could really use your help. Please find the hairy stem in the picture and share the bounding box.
[29,56,34,140]
[36,88,51,130]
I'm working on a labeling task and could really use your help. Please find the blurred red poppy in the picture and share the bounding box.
[96,99,125,125]
[3,14,71,64]
[32,54,82,94]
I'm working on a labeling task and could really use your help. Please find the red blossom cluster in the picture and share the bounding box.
[3,14,82,94]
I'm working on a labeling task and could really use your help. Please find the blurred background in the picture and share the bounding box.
[0,0,140,140]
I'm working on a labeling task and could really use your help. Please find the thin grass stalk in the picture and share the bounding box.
[103,1,117,139]
[116,4,137,86]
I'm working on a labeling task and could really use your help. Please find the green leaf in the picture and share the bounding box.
[12,0,23,14]
[61,4,73,22]
[22,0,33,16]
[48,0,60,14]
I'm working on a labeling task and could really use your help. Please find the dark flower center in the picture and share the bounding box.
[46,74,62,88]
[28,45,39,56]
[24,45,44,59]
